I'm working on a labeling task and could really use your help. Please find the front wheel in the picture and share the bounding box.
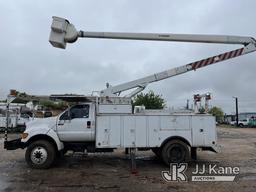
[239,123,244,128]
[161,140,189,166]
[25,140,56,169]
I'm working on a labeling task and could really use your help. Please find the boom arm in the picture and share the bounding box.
[100,43,256,97]
[79,32,254,46]
[49,16,256,97]
[49,16,255,48]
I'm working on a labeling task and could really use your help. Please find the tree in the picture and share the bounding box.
[209,106,224,122]
[132,90,166,109]
[39,100,67,110]
[16,91,28,97]
[9,91,28,103]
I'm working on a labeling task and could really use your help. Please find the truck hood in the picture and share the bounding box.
[25,116,58,131]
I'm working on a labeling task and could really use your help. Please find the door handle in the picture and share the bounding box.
[87,121,91,128]
[58,121,64,126]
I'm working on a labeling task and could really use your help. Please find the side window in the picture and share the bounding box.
[70,105,89,119]
[21,114,29,119]
[60,110,69,120]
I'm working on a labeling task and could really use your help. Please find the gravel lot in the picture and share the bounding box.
[0,127,256,192]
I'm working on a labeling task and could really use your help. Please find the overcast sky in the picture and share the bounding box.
[1,0,256,114]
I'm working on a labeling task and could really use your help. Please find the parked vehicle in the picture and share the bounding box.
[0,114,18,128]
[17,113,32,127]
[4,16,256,169]
[230,119,249,127]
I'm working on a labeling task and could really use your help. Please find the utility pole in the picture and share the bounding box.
[186,99,189,110]
[233,97,239,127]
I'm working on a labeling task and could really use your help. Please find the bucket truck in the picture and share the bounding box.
[4,16,256,169]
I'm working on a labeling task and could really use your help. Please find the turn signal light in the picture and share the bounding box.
[21,133,28,139]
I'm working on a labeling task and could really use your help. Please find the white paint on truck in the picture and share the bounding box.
[96,113,216,148]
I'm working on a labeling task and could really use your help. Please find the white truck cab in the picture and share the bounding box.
[57,103,95,142]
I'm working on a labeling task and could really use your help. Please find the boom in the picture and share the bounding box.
[101,43,256,97]
[79,31,254,45]
[49,16,256,97]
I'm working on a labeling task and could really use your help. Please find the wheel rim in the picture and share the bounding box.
[30,146,48,165]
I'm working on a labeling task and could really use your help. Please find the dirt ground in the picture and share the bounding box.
[0,127,256,192]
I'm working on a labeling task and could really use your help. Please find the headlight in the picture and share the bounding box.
[21,133,28,139]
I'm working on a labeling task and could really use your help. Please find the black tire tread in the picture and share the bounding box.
[25,140,56,169]
[161,139,189,166]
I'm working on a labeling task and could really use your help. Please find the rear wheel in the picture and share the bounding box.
[25,140,56,169]
[191,147,197,160]
[161,140,189,166]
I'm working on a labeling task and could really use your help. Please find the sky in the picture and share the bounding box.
[1,0,256,114]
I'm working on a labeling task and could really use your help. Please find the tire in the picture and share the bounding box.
[191,147,197,160]
[25,140,56,169]
[239,123,243,128]
[152,148,161,158]
[161,140,189,166]
[62,148,68,155]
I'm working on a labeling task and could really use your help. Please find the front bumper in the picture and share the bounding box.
[4,138,25,150]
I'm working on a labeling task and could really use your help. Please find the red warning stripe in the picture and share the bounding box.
[191,48,244,70]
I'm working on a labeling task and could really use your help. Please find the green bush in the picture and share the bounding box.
[132,90,166,109]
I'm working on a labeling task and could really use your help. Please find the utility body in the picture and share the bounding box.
[4,17,256,169]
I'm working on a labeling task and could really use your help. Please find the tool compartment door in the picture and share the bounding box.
[191,115,216,146]
[96,115,121,147]
[96,115,148,148]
